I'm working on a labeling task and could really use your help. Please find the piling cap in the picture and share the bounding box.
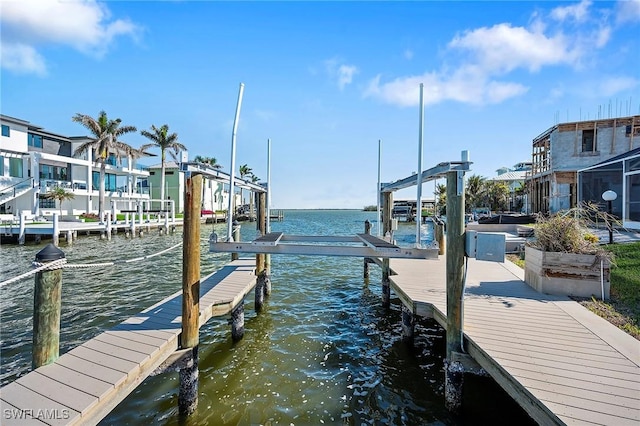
[35,243,66,262]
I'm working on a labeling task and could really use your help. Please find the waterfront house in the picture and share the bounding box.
[146,160,238,213]
[489,162,531,212]
[528,115,640,214]
[0,114,150,218]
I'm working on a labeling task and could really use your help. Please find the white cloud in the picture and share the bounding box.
[0,0,140,75]
[337,65,358,90]
[616,0,640,23]
[364,1,629,107]
[0,42,46,76]
[448,23,579,73]
[324,58,358,89]
[364,67,528,107]
[550,0,592,23]
[597,76,639,97]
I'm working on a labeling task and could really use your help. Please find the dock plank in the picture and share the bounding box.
[389,255,640,426]
[0,258,257,426]
[34,364,113,401]
[15,372,99,416]
[0,382,81,426]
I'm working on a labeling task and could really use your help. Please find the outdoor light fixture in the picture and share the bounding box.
[602,190,617,244]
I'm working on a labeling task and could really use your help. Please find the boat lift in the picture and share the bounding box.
[210,231,439,259]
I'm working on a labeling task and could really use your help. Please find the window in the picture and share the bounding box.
[582,129,595,152]
[28,133,43,148]
[39,165,67,181]
[92,171,117,191]
[1,125,9,137]
[40,164,53,180]
[106,154,117,166]
[9,158,23,177]
[39,194,56,209]
[0,156,4,176]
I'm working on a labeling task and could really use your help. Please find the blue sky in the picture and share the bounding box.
[2,0,639,209]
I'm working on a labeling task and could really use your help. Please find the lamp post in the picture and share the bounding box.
[602,190,617,244]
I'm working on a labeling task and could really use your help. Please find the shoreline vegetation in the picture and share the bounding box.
[508,242,640,340]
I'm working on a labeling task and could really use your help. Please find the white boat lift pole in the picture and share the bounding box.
[416,83,424,247]
[227,82,245,241]
[377,139,382,237]
[266,138,271,233]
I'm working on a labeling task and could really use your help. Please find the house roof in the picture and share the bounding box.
[148,161,180,169]
[491,170,528,181]
[578,147,640,173]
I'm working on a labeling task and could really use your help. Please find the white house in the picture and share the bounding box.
[0,114,150,218]
[490,162,531,212]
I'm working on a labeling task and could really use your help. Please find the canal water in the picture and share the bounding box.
[0,210,534,425]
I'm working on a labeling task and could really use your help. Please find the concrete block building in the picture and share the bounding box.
[529,115,640,214]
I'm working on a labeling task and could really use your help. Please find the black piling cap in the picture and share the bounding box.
[35,243,66,262]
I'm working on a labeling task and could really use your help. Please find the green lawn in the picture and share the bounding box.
[600,242,640,338]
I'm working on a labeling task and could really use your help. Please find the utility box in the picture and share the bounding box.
[465,231,505,263]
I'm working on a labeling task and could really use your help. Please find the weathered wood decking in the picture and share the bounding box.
[0,259,256,426]
[390,256,640,425]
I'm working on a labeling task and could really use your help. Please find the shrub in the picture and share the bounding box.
[527,202,617,261]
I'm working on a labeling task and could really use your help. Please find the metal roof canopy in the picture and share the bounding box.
[180,162,266,193]
[210,232,439,259]
[380,159,472,193]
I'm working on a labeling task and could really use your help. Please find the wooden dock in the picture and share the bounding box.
[390,256,640,425]
[0,259,256,426]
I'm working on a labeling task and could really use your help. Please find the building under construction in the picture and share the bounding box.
[529,115,640,214]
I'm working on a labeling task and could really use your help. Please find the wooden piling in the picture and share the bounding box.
[381,191,393,308]
[32,244,65,369]
[255,270,266,312]
[445,169,466,412]
[231,301,245,341]
[256,191,271,299]
[436,219,445,255]
[363,220,371,279]
[179,172,201,416]
[178,346,199,418]
[401,305,415,345]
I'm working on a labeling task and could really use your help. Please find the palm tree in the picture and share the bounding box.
[72,111,138,220]
[485,181,510,211]
[194,155,223,169]
[239,164,253,207]
[43,187,75,215]
[465,175,486,212]
[139,124,186,207]
[435,183,447,215]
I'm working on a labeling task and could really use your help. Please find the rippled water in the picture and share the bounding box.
[1,210,532,425]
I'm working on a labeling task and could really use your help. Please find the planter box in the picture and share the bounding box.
[524,246,610,299]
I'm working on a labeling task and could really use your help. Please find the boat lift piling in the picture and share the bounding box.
[179,172,201,416]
